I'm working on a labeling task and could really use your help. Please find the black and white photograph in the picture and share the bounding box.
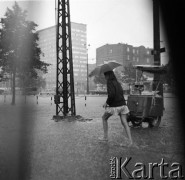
[0,0,184,179]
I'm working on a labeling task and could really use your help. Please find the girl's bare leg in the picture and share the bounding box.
[100,113,112,141]
[120,114,133,145]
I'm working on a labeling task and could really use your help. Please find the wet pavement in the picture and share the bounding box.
[0,94,184,180]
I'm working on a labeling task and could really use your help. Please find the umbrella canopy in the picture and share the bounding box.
[89,61,122,77]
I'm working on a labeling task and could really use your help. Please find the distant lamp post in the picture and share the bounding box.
[86,44,90,94]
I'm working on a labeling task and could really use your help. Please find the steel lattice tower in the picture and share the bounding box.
[54,0,76,117]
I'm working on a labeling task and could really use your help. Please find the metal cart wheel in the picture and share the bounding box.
[127,115,142,127]
[131,119,142,127]
[149,116,161,128]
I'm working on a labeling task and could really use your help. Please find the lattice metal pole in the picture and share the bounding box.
[54,0,76,117]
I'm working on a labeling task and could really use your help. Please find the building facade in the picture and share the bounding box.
[37,22,87,93]
[96,43,154,68]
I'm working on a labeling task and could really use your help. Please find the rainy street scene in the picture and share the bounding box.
[0,0,184,180]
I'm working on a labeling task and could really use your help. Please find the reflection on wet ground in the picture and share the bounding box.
[0,94,184,180]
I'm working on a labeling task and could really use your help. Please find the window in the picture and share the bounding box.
[133,49,135,54]
[146,58,150,63]
[137,57,139,62]
[127,47,130,52]
[127,55,130,60]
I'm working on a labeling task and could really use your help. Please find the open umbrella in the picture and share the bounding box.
[89,61,122,77]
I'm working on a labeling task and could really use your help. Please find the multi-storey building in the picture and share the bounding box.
[37,22,87,93]
[96,43,154,68]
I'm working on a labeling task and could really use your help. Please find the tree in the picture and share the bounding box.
[17,72,46,91]
[0,70,8,82]
[114,69,124,83]
[93,74,106,85]
[123,63,137,83]
[0,2,50,104]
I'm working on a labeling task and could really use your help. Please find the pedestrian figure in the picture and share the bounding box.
[99,70,133,147]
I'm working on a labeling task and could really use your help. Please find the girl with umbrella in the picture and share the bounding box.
[89,61,133,147]
[100,70,133,147]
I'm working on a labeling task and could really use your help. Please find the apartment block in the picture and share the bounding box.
[37,22,87,93]
[96,43,154,68]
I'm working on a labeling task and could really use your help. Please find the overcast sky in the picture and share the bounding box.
[0,0,168,64]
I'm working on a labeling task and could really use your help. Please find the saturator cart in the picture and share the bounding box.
[127,65,166,128]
